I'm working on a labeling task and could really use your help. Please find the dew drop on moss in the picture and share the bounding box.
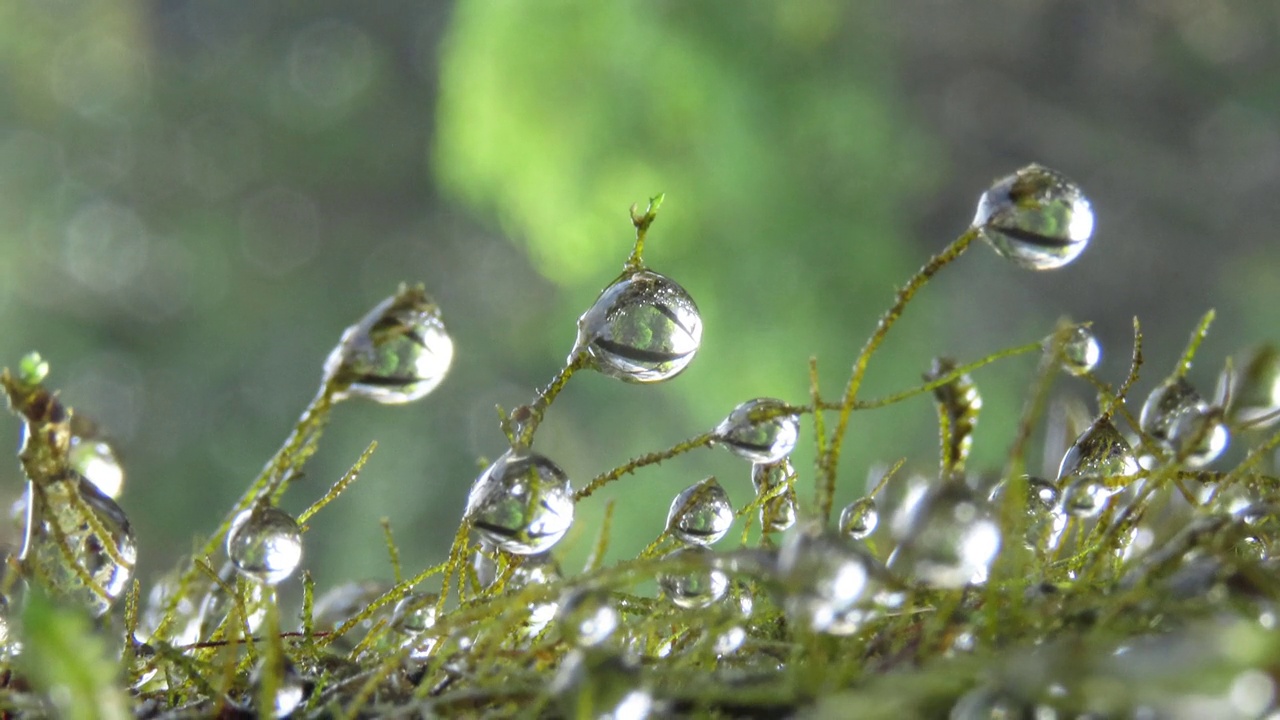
[1225,345,1280,426]
[1055,325,1101,376]
[1140,376,1205,446]
[888,480,1001,589]
[973,163,1094,270]
[776,526,879,635]
[227,504,303,585]
[325,285,454,404]
[67,436,124,500]
[464,450,575,555]
[557,588,620,648]
[838,497,879,541]
[751,459,798,533]
[1057,416,1139,483]
[573,269,702,383]
[21,472,136,617]
[658,546,728,610]
[666,477,733,546]
[715,398,799,464]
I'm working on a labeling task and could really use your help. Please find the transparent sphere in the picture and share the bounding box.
[1139,376,1204,445]
[391,592,440,635]
[464,450,575,555]
[1060,476,1119,518]
[714,398,800,464]
[1057,416,1139,482]
[23,473,136,617]
[1168,406,1229,468]
[557,589,620,648]
[888,481,1001,589]
[751,460,798,533]
[666,477,734,546]
[68,436,124,499]
[227,505,303,585]
[973,163,1094,270]
[1056,325,1101,376]
[657,546,728,609]
[838,497,879,540]
[777,526,878,635]
[325,285,454,404]
[573,269,702,383]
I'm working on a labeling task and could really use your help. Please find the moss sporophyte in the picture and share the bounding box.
[5,168,1280,718]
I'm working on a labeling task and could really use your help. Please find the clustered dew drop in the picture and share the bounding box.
[657,546,728,610]
[1140,374,1228,467]
[67,435,124,500]
[713,398,800,464]
[838,497,879,540]
[1056,324,1101,376]
[666,477,734,546]
[464,449,575,555]
[572,269,702,383]
[325,285,454,404]
[227,504,303,585]
[972,163,1094,270]
[887,480,1001,589]
[750,459,798,533]
[557,588,620,648]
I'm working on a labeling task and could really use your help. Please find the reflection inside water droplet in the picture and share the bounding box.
[465,450,575,555]
[227,504,303,585]
[715,398,800,464]
[973,163,1094,270]
[573,269,702,383]
[667,477,734,546]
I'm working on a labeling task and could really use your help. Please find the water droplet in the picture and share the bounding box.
[712,626,746,656]
[21,472,136,616]
[1055,325,1101,376]
[1057,416,1139,483]
[666,477,733,546]
[751,460,798,533]
[988,476,1062,547]
[926,357,982,474]
[0,595,21,661]
[1167,404,1229,467]
[838,497,879,540]
[573,269,702,383]
[227,504,303,585]
[888,480,1001,588]
[557,588,619,648]
[657,546,728,609]
[311,580,388,650]
[139,573,202,646]
[1139,376,1205,446]
[552,648,654,720]
[198,563,270,639]
[1225,345,1280,426]
[67,436,123,499]
[714,398,800,464]
[1060,476,1115,518]
[508,552,563,636]
[972,163,1094,270]
[776,526,879,634]
[325,285,454,404]
[391,592,440,635]
[464,449,575,555]
[250,656,310,718]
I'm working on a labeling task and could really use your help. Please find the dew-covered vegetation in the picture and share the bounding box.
[5,164,1280,718]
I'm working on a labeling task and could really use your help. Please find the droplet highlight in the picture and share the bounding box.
[573,269,702,383]
[838,497,879,540]
[714,398,799,464]
[227,504,303,585]
[973,163,1094,270]
[666,477,733,546]
[464,449,575,555]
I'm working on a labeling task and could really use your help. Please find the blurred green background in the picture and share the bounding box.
[1,1,1277,597]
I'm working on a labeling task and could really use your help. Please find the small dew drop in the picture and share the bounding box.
[250,657,310,718]
[838,497,879,540]
[1168,404,1229,468]
[751,460,798,533]
[508,552,563,636]
[666,477,734,546]
[1225,345,1280,427]
[227,504,303,585]
[713,626,746,656]
[714,398,800,464]
[22,473,136,617]
[325,285,454,404]
[557,588,620,648]
[1055,325,1101,376]
[658,546,728,610]
[888,480,1001,589]
[1057,416,1139,483]
[573,269,702,383]
[1139,376,1205,446]
[464,449,575,555]
[972,163,1094,270]
[391,592,440,636]
[67,436,124,499]
[775,526,878,635]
